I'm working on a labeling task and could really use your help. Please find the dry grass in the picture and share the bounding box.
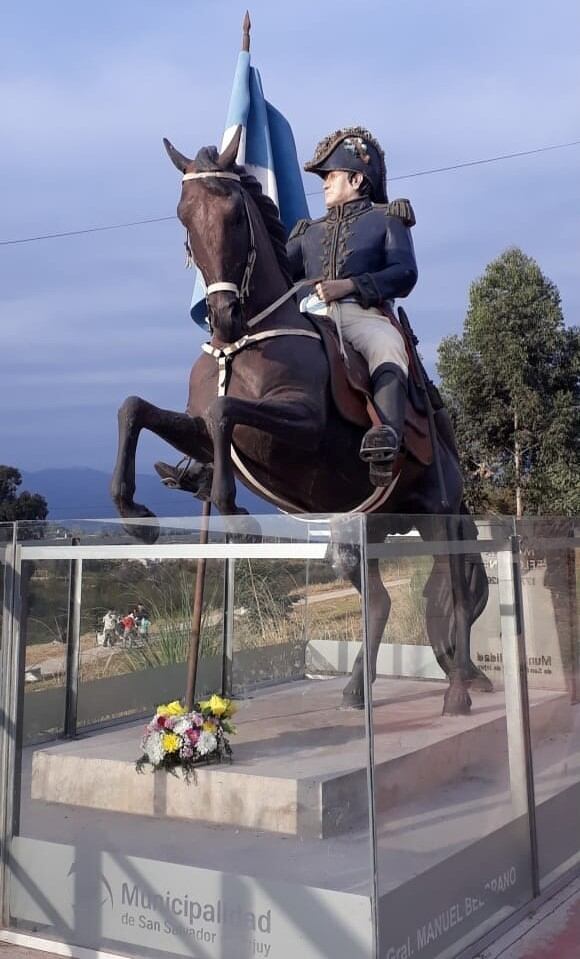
[23,560,433,695]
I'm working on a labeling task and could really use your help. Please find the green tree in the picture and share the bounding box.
[0,466,48,533]
[437,248,580,515]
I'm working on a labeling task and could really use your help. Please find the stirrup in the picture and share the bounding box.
[359,425,399,463]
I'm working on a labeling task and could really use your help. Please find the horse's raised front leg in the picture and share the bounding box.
[206,394,322,530]
[111,395,212,542]
[332,545,391,709]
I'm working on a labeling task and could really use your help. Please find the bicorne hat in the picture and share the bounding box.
[304,126,387,203]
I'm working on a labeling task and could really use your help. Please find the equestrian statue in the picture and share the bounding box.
[111,118,492,716]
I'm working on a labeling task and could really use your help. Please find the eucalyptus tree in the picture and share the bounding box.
[438,248,579,515]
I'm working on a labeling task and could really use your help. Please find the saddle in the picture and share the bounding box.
[306,309,434,467]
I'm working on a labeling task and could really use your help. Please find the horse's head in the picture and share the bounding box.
[164,127,251,343]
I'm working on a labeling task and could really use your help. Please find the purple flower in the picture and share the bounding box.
[186,728,200,746]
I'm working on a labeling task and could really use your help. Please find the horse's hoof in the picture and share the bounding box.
[442,682,472,716]
[227,511,262,544]
[468,668,494,694]
[342,682,364,710]
[123,520,160,545]
[118,502,160,544]
[341,695,364,711]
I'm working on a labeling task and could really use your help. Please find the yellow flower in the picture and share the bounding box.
[203,720,216,733]
[201,694,237,718]
[156,700,186,718]
[162,733,180,753]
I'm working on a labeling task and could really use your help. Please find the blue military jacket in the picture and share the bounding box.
[287,197,418,309]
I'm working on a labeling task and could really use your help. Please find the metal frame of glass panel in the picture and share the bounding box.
[0,515,577,959]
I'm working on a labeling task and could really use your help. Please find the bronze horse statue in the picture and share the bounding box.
[111,127,491,715]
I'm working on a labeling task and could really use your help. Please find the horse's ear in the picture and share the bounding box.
[163,138,192,174]
[218,125,242,170]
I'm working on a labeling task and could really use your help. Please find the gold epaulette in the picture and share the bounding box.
[385,198,416,227]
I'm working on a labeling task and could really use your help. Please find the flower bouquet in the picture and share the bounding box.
[136,695,236,779]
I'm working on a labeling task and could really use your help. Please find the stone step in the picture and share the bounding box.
[31,678,570,839]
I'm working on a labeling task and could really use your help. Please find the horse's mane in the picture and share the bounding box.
[194,146,292,287]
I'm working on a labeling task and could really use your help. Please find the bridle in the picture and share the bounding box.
[181,170,319,330]
[182,171,257,306]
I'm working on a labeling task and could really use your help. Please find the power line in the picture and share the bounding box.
[1,138,579,248]
[0,215,175,247]
[385,139,580,184]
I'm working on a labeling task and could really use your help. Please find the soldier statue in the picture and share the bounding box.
[288,126,418,486]
[156,125,418,495]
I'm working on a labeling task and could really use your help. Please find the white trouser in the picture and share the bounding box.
[300,294,408,378]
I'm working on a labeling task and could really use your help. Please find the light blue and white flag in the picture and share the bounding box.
[190,48,310,328]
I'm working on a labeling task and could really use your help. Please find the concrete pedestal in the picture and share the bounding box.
[32,678,569,839]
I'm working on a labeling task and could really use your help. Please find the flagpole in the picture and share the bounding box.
[184,11,253,710]
[242,10,251,52]
[185,499,211,710]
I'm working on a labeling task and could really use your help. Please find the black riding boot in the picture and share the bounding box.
[360,365,407,486]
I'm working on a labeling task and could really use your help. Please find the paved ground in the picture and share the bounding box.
[0,946,63,959]
[477,877,580,957]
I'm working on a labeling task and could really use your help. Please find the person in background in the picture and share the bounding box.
[121,610,136,647]
[138,614,151,643]
[102,609,118,648]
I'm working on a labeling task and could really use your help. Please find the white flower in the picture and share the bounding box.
[196,731,217,756]
[173,718,190,735]
[143,732,165,765]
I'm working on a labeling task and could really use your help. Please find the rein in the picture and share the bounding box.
[182,172,394,514]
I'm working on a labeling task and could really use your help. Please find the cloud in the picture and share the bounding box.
[2,0,579,475]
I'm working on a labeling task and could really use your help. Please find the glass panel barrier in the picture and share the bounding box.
[231,550,308,697]
[519,518,580,888]
[0,523,16,655]
[15,520,226,743]
[6,514,375,959]
[367,516,535,959]
[4,512,576,959]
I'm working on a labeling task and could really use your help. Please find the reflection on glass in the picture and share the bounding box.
[7,512,575,958]
[8,515,374,959]
[368,516,535,959]
[232,555,308,696]
[521,519,580,888]
[76,557,226,731]
[22,558,68,742]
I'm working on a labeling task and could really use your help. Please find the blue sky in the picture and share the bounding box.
[1,0,579,476]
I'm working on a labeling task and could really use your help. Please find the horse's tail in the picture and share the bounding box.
[422,502,489,674]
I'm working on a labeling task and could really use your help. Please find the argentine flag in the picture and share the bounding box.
[190,46,310,328]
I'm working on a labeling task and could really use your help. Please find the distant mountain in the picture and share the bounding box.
[20,468,276,520]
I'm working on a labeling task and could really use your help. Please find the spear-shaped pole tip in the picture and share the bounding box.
[242,11,251,52]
